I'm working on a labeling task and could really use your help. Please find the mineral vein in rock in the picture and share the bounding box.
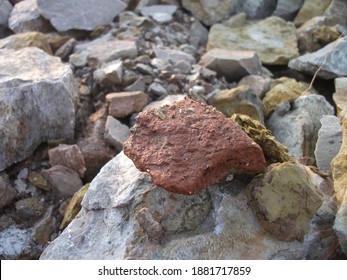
[124,98,266,195]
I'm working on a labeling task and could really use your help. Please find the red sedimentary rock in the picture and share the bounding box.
[124,98,266,195]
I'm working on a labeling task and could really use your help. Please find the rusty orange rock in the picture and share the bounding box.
[124,98,266,195]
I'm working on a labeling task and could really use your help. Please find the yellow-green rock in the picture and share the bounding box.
[28,171,49,191]
[248,162,323,242]
[294,0,332,26]
[0,32,52,54]
[231,113,295,163]
[263,77,312,117]
[331,111,347,205]
[208,85,265,123]
[60,183,89,229]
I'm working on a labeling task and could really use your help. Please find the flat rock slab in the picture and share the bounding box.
[124,98,266,195]
[37,0,126,32]
[200,48,263,82]
[288,37,347,79]
[0,47,76,171]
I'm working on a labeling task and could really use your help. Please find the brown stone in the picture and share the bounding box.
[48,144,86,178]
[124,98,266,195]
[41,165,83,197]
[106,91,149,118]
[0,176,16,209]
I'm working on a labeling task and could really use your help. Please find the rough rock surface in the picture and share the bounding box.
[37,0,127,32]
[232,114,295,163]
[93,60,123,87]
[41,165,83,197]
[153,46,195,65]
[0,47,76,171]
[106,91,149,118]
[86,39,138,69]
[267,95,334,161]
[248,162,323,242]
[263,77,313,117]
[104,116,130,151]
[0,31,52,54]
[236,0,277,19]
[238,75,271,99]
[0,177,16,209]
[48,144,86,178]
[124,98,266,195]
[199,48,263,82]
[294,0,332,26]
[333,77,347,116]
[0,226,33,259]
[41,152,327,260]
[272,0,304,21]
[288,37,347,79]
[207,16,299,65]
[182,0,238,26]
[314,115,342,175]
[208,85,265,123]
[8,0,53,33]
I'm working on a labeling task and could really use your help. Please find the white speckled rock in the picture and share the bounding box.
[40,152,328,260]
[0,47,76,171]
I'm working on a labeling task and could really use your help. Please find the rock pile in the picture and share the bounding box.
[0,0,346,260]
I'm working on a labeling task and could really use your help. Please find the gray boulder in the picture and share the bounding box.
[314,115,342,175]
[37,0,127,31]
[0,0,12,27]
[0,47,76,171]
[289,37,347,79]
[272,0,304,21]
[41,152,321,260]
[8,0,53,33]
[267,95,334,161]
[236,0,277,19]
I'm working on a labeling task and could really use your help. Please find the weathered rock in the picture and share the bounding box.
[41,152,331,259]
[173,60,191,74]
[124,98,266,195]
[124,77,146,92]
[93,60,123,87]
[148,82,167,96]
[333,77,347,116]
[69,50,88,68]
[32,205,55,244]
[238,75,271,99]
[54,38,76,60]
[15,197,46,220]
[37,0,126,32]
[153,46,195,65]
[41,165,83,197]
[0,0,13,27]
[314,115,342,175]
[331,111,347,204]
[267,95,334,161]
[232,114,295,163]
[189,20,208,48]
[8,0,53,33]
[106,91,149,118]
[236,0,277,19]
[139,5,177,23]
[0,31,52,54]
[297,17,340,53]
[207,16,299,65]
[0,47,76,171]
[27,171,49,191]
[0,226,32,259]
[248,162,323,242]
[104,116,130,151]
[77,109,115,182]
[60,183,89,229]
[136,207,163,242]
[208,85,265,123]
[181,0,238,26]
[324,0,347,29]
[334,193,347,255]
[0,176,16,209]
[272,0,304,21]
[48,144,86,178]
[200,48,263,82]
[263,77,313,117]
[294,0,332,26]
[86,39,138,69]
[144,94,185,110]
[288,37,347,79]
